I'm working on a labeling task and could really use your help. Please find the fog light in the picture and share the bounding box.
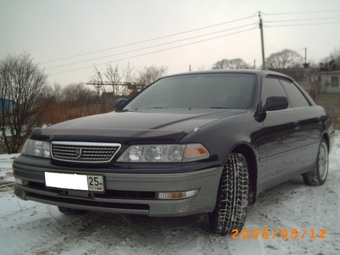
[158,189,199,199]
[15,178,23,185]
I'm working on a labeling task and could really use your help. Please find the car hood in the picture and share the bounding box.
[31,109,245,143]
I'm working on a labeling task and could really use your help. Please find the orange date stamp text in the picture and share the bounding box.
[231,228,326,239]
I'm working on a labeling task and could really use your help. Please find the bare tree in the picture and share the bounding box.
[212,58,250,69]
[52,83,64,101]
[105,63,122,96]
[62,83,96,103]
[319,48,340,71]
[90,63,137,97]
[89,65,105,96]
[266,49,303,69]
[118,62,135,96]
[322,48,340,63]
[135,65,168,86]
[122,62,134,84]
[0,53,48,153]
[37,83,107,125]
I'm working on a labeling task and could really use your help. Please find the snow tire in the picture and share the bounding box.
[303,138,329,186]
[209,153,249,235]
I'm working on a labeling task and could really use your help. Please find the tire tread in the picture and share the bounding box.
[209,153,249,235]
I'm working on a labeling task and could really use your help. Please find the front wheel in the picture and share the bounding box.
[303,138,329,186]
[209,153,249,235]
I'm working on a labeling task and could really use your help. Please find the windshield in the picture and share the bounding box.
[124,73,256,110]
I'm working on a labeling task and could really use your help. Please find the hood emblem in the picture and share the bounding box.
[75,148,82,159]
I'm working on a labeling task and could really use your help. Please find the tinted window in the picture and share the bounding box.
[261,77,287,107]
[279,79,310,108]
[124,73,255,110]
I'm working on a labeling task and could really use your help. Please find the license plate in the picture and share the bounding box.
[45,172,105,192]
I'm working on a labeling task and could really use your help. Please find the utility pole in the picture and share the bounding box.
[303,48,309,69]
[259,12,266,70]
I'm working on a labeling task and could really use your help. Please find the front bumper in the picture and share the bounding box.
[13,156,223,217]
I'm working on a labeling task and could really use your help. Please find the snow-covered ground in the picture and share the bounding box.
[1,132,339,255]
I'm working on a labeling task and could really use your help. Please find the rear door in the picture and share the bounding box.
[279,78,322,172]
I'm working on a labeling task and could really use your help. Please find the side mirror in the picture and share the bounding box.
[263,96,288,111]
[114,98,128,111]
[254,96,288,122]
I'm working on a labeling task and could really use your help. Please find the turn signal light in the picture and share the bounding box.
[158,189,199,199]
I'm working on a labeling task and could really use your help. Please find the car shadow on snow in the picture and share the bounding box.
[61,176,307,237]
[33,173,335,255]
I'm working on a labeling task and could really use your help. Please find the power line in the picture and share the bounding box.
[264,21,340,27]
[49,26,257,76]
[262,10,340,15]
[42,14,257,64]
[46,9,340,78]
[265,17,340,23]
[46,22,257,70]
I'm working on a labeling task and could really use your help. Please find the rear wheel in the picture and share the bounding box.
[303,138,329,186]
[209,153,249,235]
[58,206,87,215]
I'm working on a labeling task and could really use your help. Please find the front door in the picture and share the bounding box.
[260,76,301,189]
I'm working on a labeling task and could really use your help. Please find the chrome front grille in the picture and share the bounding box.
[51,142,121,163]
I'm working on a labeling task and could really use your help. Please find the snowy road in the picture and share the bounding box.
[1,132,339,255]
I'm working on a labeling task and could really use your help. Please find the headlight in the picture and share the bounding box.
[117,143,209,162]
[21,139,51,158]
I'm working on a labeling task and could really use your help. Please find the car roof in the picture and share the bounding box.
[162,69,293,81]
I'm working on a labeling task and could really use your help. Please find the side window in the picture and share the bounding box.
[261,77,287,107]
[279,79,310,108]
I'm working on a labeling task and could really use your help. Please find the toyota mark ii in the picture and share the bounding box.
[13,70,335,235]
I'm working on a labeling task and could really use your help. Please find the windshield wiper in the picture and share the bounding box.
[210,107,231,109]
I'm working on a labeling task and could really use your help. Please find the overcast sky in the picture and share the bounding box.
[1,0,340,86]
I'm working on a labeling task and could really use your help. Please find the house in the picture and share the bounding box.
[319,70,340,93]
[317,70,340,129]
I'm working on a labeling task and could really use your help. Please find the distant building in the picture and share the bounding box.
[319,70,340,93]
[316,70,340,129]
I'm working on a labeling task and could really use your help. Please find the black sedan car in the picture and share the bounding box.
[13,70,335,235]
